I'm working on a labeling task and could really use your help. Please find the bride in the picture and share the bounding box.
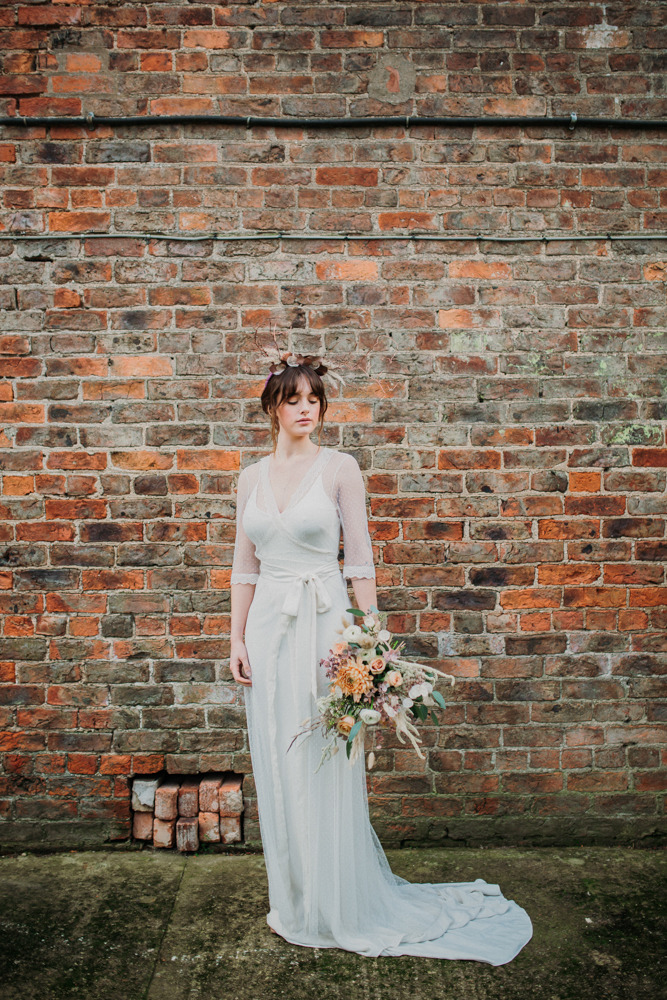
[229,355,532,964]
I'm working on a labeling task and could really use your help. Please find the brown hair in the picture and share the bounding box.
[260,364,328,450]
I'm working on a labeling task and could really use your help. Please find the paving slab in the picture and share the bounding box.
[1,847,665,1000]
[0,851,186,1000]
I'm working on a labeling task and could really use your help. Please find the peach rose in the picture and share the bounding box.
[385,670,403,688]
[337,715,356,736]
[332,642,348,656]
[369,657,386,674]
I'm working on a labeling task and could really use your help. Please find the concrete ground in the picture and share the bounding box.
[1,847,665,1000]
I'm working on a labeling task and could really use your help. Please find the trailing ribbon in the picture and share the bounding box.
[262,559,341,934]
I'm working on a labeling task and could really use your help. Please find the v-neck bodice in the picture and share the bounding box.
[246,452,341,575]
[263,448,334,517]
[231,448,376,585]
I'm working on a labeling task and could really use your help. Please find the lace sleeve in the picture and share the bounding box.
[230,466,260,585]
[333,453,376,581]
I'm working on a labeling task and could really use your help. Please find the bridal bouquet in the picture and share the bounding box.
[297,608,455,771]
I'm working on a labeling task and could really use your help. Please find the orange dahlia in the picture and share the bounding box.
[333,656,374,703]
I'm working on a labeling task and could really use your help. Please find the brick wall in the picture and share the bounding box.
[0,1,666,850]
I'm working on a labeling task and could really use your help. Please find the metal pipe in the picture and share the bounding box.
[1,232,666,242]
[2,114,667,131]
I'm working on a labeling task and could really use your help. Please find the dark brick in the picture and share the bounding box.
[505,636,568,656]
[433,590,497,611]
[101,616,133,639]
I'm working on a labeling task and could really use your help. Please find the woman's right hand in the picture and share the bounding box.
[230,637,252,686]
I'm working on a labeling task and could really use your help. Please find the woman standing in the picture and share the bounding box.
[229,356,532,964]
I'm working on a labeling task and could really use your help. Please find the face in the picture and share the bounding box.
[274,376,321,440]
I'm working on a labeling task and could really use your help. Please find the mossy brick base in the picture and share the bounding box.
[0,1,667,844]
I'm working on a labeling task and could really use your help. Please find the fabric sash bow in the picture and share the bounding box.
[280,570,334,619]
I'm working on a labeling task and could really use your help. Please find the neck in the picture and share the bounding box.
[274,433,319,462]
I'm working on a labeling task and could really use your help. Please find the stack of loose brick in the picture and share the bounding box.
[131,773,243,851]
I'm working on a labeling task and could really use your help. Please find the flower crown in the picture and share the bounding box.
[267,350,328,379]
[257,327,374,388]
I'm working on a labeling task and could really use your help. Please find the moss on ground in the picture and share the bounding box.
[0,848,665,1000]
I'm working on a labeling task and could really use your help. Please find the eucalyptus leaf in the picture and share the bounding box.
[432,690,446,710]
[348,720,363,743]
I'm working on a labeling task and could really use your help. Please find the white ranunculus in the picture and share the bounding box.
[359,709,382,725]
[377,629,391,642]
[409,682,434,700]
[363,616,377,628]
[316,696,331,713]
[343,625,363,643]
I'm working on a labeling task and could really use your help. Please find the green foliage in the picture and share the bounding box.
[345,719,363,758]
[432,690,446,710]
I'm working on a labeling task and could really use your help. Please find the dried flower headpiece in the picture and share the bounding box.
[267,349,328,379]
[257,326,377,389]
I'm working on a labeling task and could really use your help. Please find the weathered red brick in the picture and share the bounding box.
[133,811,154,840]
[176,815,199,851]
[153,817,176,849]
[219,775,244,816]
[219,815,241,844]
[199,811,221,842]
[199,776,222,813]
[178,777,199,817]
[155,779,180,821]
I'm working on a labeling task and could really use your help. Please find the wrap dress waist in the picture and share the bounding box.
[260,559,342,621]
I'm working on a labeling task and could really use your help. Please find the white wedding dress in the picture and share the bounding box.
[231,447,532,964]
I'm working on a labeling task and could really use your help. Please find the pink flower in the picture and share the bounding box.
[337,715,355,736]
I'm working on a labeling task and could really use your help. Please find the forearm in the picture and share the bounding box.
[231,583,256,641]
[350,577,377,615]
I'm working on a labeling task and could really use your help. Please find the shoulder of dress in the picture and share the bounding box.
[326,450,361,489]
[238,458,265,484]
[327,448,357,464]
[339,450,362,472]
